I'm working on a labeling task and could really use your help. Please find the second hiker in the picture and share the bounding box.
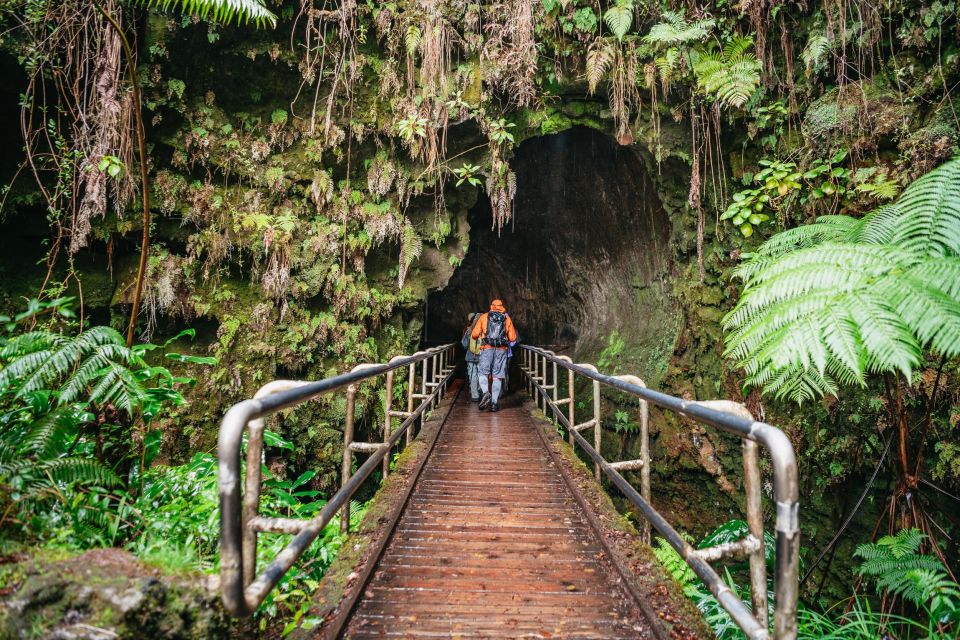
[471,299,518,413]
[461,312,482,401]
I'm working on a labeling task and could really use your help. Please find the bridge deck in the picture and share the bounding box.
[344,392,654,638]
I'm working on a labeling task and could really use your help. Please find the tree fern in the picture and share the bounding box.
[129,0,277,27]
[887,156,960,256]
[725,157,960,403]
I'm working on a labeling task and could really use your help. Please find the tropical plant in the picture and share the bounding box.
[0,325,148,413]
[602,0,634,41]
[655,523,956,639]
[724,156,960,401]
[855,529,960,627]
[724,156,960,533]
[691,35,762,109]
[130,0,276,26]
[722,152,851,236]
[643,12,760,109]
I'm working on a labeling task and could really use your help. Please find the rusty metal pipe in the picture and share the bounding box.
[218,345,454,617]
[520,345,798,640]
[341,384,357,536]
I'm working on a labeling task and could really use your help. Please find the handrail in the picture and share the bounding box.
[217,343,456,616]
[520,345,799,640]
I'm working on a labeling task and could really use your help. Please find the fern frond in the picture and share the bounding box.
[603,4,633,40]
[0,331,65,358]
[802,33,830,74]
[0,349,54,392]
[129,0,277,28]
[585,41,615,94]
[37,457,121,487]
[20,404,84,457]
[88,362,148,414]
[887,156,960,256]
[643,11,714,48]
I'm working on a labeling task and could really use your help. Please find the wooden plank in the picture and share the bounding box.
[339,393,659,638]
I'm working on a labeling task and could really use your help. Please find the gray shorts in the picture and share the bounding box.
[478,348,509,379]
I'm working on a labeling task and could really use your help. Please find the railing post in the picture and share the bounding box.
[541,354,548,413]
[420,357,428,430]
[744,439,769,629]
[341,384,357,536]
[567,368,575,447]
[592,378,601,480]
[552,360,559,425]
[639,398,651,544]
[383,370,393,478]
[242,419,264,588]
[406,362,415,445]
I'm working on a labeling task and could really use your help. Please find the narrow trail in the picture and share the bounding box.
[343,392,654,638]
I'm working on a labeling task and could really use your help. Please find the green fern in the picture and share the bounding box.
[603,0,633,41]
[855,529,960,622]
[801,32,831,75]
[692,35,761,109]
[643,11,714,47]
[653,537,697,588]
[724,157,960,403]
[0,326,147,411]
[129,0,277,27]
[585,40,616,93]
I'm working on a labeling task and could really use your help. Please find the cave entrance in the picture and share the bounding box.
[426,126,672,361]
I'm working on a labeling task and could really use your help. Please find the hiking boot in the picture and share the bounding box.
[478,393,491,410]
[490,403,499,412]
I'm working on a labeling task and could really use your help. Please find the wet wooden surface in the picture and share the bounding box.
[344,393,653,638]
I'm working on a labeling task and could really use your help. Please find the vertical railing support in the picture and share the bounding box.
[567,367,575,446]
[551,359,559,425]
[340,384,357,536]
[383,370,393,478]
[241,418,264,587]
[745,438,768,628]
[406,362,415,446]
[639,397,651,544]
[592,378,601,480]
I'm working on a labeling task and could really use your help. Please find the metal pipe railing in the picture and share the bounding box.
[217,344,456,617]
[520,345,798,640]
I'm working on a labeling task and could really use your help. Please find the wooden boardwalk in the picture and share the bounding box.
[344,393,654,638]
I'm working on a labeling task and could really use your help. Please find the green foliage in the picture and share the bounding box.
[596,330,625,372]
[397,115,427,141]
[722,152,851,236]
[657,522,957,639]
[129,0,277,27]
[643,12,758,109]
[724,157,960,402]
[691,36,762,109]
[572,7,598,34]
[643,11,715,47]
[855,529,960,625]
[602,0,633,41]
[452,163,483,187]
[0,325,148,415]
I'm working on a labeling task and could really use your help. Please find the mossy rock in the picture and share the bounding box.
[0,549,229,640]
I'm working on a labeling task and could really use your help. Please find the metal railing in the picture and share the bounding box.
[217,344,456,617]
[520,345,799,640]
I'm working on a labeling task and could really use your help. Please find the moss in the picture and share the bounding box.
[0,549,229,640]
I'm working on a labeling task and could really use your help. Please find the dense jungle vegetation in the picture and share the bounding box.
[0,0,959,637]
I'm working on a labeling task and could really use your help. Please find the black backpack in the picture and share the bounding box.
[485,311,508,347]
